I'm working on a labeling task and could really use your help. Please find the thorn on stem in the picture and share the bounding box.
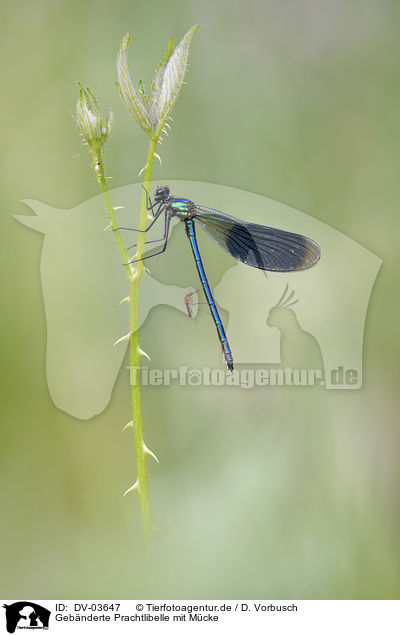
[123,480,139,497]
[138,163,148,177]
[143,442,159,464]
[121,420,134,432]
[137,346,151,361]
[119,296,130,304]
[114,331,131,346]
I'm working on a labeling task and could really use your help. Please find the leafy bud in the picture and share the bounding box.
[74,84,114,160]
[117,25,199,141]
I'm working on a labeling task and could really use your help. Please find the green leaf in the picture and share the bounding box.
[137,79,150,110]
[151,37,174,98]
[116,33,153,136]
[153,25,199,137]
[116,26,199,141]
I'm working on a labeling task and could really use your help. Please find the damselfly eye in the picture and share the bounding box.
[154,186,170,202]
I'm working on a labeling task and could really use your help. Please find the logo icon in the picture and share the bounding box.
[2,602,50,633]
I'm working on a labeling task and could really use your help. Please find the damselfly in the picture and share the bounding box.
[120,186,321,370]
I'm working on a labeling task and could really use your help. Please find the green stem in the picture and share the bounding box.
[97,159,129,267]
[96,139,158,540]
[127,138,158,539]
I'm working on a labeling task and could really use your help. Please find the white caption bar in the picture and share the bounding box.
[1,600,399,635]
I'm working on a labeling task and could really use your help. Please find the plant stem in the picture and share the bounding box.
[96,139,158,540]
[127,137,158,539]
[97,159,130,267]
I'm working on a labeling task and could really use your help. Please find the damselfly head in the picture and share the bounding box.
[154,185,170,203]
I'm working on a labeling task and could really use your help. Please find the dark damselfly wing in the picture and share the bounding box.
[193,205,321,272]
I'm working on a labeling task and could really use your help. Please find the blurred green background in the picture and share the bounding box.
[1,0,399,599]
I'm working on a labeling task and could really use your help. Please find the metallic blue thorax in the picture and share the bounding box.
[169,198,191,218]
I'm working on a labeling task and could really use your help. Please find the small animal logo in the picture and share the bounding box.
[188,369,202,385]
[2,602,50,633]
[267,284,324,371]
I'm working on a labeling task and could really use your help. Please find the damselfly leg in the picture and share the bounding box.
[115,202,166,233]
[126,211,172,266]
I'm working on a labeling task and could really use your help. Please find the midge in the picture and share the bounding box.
[118,186,321,371]
[184,289,199,319]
